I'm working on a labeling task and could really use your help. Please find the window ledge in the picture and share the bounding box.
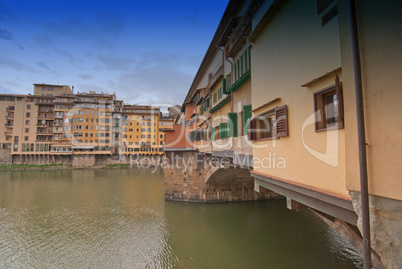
[254,137,279,141]
[315,125,344,132]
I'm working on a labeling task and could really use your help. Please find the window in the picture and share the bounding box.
[203,97,210,111]
[248,105,288,140]
[314,76,344,131]
[228,113,238,137]
[25,128,29,133]
[242,105,252,135]
[25,120,30,125]
[26,112,30,117]
[234,48,251,82]
[26,105,31,109]
[24,136,29,141]
[212,125,220,141]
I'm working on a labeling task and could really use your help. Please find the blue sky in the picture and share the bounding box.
[0,0,229,106]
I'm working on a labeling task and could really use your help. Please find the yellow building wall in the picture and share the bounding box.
[338,0,402,201]
[251,0,348,197]
[122,113,160,155]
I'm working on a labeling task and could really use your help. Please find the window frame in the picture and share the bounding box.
[249,105,288,141]
[313,76,344,132]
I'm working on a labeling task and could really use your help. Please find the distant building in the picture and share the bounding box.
[168,105,181,117]
[0,84,173,162]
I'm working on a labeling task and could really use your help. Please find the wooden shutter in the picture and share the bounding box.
[335,75,344,128]
[317,0,335,14]
[247,118,255,140]
[243,105,252,135]
[228,113,238,137]
[275,105,288,137]
[212,127,215,141]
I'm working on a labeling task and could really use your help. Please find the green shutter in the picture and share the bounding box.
[222,78,227,94]
[220,122,227,139]
[246,48,250,71]
[240,54,244,76]
[212,127,216,141]
[228,113,238,137]
[243,105,252,134]
[200,103,204,115]
[234,62,238,81]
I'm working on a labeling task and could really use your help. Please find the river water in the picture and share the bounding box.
[0,168,363,268]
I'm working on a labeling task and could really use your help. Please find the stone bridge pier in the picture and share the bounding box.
[164,150,281,202]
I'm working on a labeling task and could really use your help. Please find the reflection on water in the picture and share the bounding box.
[0,168,363,268]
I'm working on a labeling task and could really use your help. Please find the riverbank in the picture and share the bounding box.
[0,163,138,171]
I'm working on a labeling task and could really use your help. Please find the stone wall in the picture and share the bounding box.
[315,210,385,269]
[164,150,281,202]
[0,149,12,165]
[72,154,96,167]
[350,191,402,269]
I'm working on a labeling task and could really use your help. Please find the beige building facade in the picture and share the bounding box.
[0,85,175,163]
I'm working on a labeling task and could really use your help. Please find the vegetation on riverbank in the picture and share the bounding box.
[105,163,131,168]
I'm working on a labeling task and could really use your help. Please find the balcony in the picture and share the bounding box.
[37,115,54,120]
[5,115,14,119]
[6,106,14,111]
[5,123,13,128]
[36,138,53,142]
[5,132,12,136]
[37,124,52,128]
[36,127,53,134]
[38,109,53,113]
[37,133,53,136]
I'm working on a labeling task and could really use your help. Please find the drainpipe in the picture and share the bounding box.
[347,0,371,268]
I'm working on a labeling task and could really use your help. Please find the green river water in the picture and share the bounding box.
[0,168,364,268]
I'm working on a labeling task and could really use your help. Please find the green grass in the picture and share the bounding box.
[0,163,64,169]
[105,163,130,168]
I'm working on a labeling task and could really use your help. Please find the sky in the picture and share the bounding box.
[0,0,229,107]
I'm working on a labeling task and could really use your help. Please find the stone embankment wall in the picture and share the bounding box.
[12,154,72,164]
[350,191,402,269]
[95,154,163,167]
[0,149,12,165]
[164,151,282,202]
[8,152,164,168]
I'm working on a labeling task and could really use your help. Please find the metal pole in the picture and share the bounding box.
[347,0,372,268]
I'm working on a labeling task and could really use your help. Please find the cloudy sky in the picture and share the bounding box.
[0,0,229,107]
